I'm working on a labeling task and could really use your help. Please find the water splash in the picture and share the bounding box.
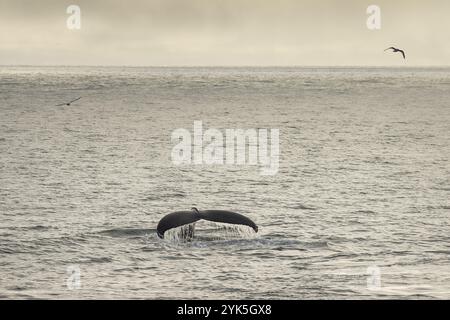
[163,221,257,242]
[164,223,197,242]
[205,222,257,240]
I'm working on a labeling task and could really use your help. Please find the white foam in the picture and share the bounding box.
[163,221,257,242]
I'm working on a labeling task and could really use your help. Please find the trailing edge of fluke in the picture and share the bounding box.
[156,207,258,239]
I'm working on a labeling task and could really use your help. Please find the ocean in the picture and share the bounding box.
[0,66,449,299]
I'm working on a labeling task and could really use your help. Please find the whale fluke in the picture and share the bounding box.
[156,208,258,239]
[156,210,201,238]
[198,210,258,232]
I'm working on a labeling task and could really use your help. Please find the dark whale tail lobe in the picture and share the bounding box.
[156,210,201,238]
[156,209,258,239]
[199,210,258,233]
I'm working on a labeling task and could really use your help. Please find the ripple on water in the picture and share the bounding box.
[96,228,155,238]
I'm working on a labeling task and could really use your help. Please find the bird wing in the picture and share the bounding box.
[55,103,66,106]
[399,49,406,59]
[384,47,395,51]
[68,97,82,104]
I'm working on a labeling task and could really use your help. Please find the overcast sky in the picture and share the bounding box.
[1,0,449,66]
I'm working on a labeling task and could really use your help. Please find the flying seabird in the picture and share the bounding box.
[384,47,406,59]
[56,97,81,106]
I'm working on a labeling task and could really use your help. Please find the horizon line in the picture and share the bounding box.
[2,64,450,68]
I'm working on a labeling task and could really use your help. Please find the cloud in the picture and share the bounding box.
[1,0,449,65]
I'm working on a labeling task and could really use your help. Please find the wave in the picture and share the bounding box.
[96,228,155,238]
[141,192,186,201]
[353,210,376,214]
[287,203,316,210]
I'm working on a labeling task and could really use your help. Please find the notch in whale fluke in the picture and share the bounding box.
[156,207,258,239]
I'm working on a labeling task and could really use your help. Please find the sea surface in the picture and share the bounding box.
[0,66,449,299]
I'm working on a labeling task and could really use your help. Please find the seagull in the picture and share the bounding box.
[384,47,406,59]
[56,97,81,106]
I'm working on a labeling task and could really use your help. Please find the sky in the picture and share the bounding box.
[1,0,449,66]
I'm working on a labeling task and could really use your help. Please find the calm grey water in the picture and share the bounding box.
[0,66,449,299]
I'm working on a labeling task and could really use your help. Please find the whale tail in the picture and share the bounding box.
[156,210,201,238]
[157,209,258,239]
[198,210,258,233]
